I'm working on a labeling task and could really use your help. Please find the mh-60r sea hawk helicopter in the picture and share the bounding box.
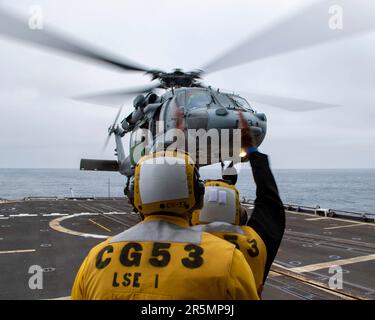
[1,0,373,190]
[79,68,268,181]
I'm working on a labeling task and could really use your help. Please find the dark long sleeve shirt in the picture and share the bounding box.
[247,151,285,283]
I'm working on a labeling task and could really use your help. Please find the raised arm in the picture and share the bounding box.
[239,112,285,283]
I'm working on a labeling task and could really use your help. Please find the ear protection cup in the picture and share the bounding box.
[200,179,241,225]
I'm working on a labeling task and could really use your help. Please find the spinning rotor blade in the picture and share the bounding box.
[102,134,112,153]
[242,92,339,112]
[74,82,161,107]
[102,104,123,152]
[112,104,124,125]
[202,0,375,74]
[0,6,149,72]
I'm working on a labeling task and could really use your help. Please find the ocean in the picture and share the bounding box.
[0,168,374,215]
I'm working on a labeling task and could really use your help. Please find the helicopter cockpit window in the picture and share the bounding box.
[185,90,212,110]
[215,93,243,110]
[229,95,254,112]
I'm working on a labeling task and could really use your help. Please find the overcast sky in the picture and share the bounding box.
[0,0,374,169]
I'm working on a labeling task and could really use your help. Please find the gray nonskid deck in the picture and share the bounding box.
[0,199,374,300]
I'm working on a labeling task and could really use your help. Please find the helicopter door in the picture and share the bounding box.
[153,91,185,150]
[164,90,185,131]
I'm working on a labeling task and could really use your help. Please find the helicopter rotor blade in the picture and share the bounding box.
[241,92,339,112]
[102,104,124,152]
[102,134,112,153]
[202,0,375,74]
[74,82,161,107]
[112,103,124,125]
[0,5,150,72]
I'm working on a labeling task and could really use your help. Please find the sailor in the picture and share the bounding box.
[191,180,267,296]
[71,150,259,300]
[191,113,285,296]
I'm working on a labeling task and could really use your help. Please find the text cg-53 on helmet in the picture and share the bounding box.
[133,150,205,216]
[193,180,242,225]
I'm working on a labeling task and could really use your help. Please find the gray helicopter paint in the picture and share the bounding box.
[144,103,163,119]
[206,108,238,130]
[119,155,134,177]
[114,133,126,164]
[111,86,268,177]
[112,86,268,177]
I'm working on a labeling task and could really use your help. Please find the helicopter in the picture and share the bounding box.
[0,1,374,189]
[78,69,268,181]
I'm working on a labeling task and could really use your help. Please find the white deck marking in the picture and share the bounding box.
[324,223,367,230]
[0,249,36,254]
[104,212,127,215]
[49,213,110,239]
[305,217,328,221]
[267,270,358,300]
[288,254,375,273]
[10,214,38,217]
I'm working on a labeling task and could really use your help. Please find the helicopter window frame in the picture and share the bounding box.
[184,89,213,110]
[149,105,162,139]
[214,92,245,111]
[163,95,181,132]
[228,95,254,112]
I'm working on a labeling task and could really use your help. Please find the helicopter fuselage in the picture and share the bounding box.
[116,87,267,177]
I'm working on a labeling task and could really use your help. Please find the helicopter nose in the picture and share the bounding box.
[206,109,238,130]
[186,108,209,130]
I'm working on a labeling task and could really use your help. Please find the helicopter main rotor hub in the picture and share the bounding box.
[147,69,202,88]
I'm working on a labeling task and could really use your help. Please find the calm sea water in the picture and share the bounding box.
[0,168,374,215]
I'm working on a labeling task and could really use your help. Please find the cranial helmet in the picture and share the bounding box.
[132,150,205,216]
[193,180,241,225]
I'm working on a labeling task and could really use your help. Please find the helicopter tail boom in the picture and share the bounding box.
[80,159,119,172]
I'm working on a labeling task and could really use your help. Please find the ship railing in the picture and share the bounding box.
[240,197,374,223]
